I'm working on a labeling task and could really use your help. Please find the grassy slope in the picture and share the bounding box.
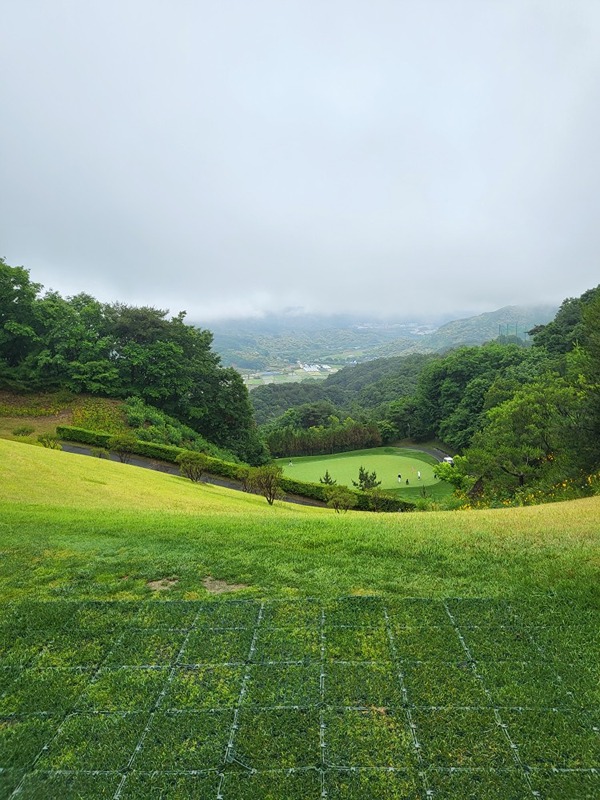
[1,438,599,604]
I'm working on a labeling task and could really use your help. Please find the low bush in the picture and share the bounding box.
[37,433,62,450]
[12,425,35,436]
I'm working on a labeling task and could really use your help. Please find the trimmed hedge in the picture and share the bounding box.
[56,425,414,511]
[57,426,248,481]
[56,426,112,448]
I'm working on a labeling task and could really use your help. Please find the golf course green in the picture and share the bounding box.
[276,446,439,490]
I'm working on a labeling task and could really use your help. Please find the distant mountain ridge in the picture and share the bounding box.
[371,304,559,358]
[208,304,559,369]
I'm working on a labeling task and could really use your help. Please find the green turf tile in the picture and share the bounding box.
[529,769,600,799]
[260,599,322,628]
[104,629,186,666]
[120,771,220,799]
[0,668,18,693]
[252,625,321,663]
[180,627,254,664]
[326,663,404,708]
[0,769,25,798]
[460,625,542,662]
[504,709,600,769]
[163,665,244,709]
[242,664,320,707]
[326,769,423,799]
[403,661,488,707]
[0,668,92,715]
[0,716,61,768]
[35,635,111,668]
[221,770,322,799]
[77,667,168,712]
[134,710,232,770]
[234,708,321,769]
[132,600,200,629]
[325,597,385,627]
[325,707,416,768]
[533,625,600,664]
[0,633,50,667]
[36,712,148,771]
[16,770,122,799]
[391,625,466,662]
[445,599,518,629]
[559,663,600,708]
[427,768,532,799]
[478,660,576,708]
[2,601,76,633]
[326,625,392,662]
[413,708,516,768]
[68,602,140,633]
[386,599,451,628]
[194,601,261,629]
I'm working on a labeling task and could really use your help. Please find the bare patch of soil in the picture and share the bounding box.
[202,576,249,594]
[147,577,179,591]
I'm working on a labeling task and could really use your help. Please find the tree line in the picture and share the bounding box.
[0,258,267,463]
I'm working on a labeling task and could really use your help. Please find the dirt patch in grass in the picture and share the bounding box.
[202,576,249,594]
[147,577,179,591]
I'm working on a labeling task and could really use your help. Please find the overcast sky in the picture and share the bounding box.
[2,1,599,322]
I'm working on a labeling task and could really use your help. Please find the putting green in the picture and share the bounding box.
[276,447,439,490]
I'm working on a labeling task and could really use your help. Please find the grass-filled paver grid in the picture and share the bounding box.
[0,598,598,799]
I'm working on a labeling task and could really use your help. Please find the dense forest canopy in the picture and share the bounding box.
[0,258,266,463]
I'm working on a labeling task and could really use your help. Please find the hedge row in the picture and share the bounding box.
[56,425,414,512]
[57,425,252,479]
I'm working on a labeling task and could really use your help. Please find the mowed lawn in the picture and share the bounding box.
[1,439,599,799]
[277,447,440,489]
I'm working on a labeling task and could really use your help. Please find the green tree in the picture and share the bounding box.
[461,378,582,499]
[352,466,381,491]
[176,451,209,482]
[324,485,357,513]
[319,470,336,485]
[0,259,41,385]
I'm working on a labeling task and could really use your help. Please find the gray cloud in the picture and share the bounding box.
[2,1,599,321]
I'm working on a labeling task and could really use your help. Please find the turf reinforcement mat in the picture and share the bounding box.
[0,597,598,799]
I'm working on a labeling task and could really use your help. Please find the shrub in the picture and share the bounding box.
[37,433,62,450]
[56,426,112,448]
[324,486,357,513]
[12,425,35,436]
[248,465,284,505]
[90,447,110,459]
[107,433,138,463]
[176,451,209,482]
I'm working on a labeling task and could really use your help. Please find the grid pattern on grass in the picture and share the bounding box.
[0,598,598,799]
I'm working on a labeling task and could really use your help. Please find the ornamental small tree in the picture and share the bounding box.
[319,470,337,485]
[352,465,381,491]
[176,451,209,482]
[108,433,137,463]
[248,464,283,505]
[324,485,357,513]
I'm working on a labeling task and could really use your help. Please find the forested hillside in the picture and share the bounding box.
[0,259,266,463]
[256,287,600,505]
[209,305,556,367]
[252,354,433,425]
